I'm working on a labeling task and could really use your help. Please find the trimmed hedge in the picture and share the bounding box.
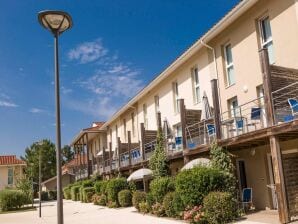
[149,177,175,203]
[40,191,49,201]
[63,186,71,199]
[94,180,108,195]
[0,190,27,211]
[71,185,81,201]
[132,191,146,211]
[82,187,95,203]
[118,190,132,207]
[203,191,238,224]
[175,166,227,206]
[106,178,128,205]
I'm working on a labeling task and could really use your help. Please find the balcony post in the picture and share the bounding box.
[128,131,132,167]
[117,137,121,171]
[260,49,289,223]
[85,133,91,178]
[140,123,146,162]
[179,99,187,149]
[109,142,112,174]
[211,79,222,139]
[102,146,105,174]
[157,112,162,132]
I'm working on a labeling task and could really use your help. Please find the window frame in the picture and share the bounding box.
[224,43,235,87]
[7,167,13,185]
[131,112,135,137]
[172,81,180,113]
[143,103,148,129]
[259,15,274,64]
[192,67,201,104]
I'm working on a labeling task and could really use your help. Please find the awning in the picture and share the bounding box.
[127,168,153,182]
[181,158,211,170]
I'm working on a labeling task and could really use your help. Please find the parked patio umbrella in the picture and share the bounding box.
[127,168,153,181]
[202,91,213,120]
[181,158,211,170]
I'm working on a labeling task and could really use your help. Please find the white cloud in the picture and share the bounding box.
[0,100,18,108]
[29,108,44,113]
[66,38,144,119]
[68,39,108,64]
[61,86,72,94]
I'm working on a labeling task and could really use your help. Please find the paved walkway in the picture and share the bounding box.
[0,200,284,224]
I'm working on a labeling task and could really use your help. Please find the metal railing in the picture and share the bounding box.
[120,151,130,167]
[272,81,298,124]
[144,139,157,160]
[104,159,111,173]
[185,119,215,149]
[166,135,183,155]
[131,147,142,165]
[75,168,88,181]
[220,96,266,139]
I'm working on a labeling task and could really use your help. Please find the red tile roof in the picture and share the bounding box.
[0,155,26,165]
[62,154,88,171]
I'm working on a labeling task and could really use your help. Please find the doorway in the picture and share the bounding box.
[267,154,278,210]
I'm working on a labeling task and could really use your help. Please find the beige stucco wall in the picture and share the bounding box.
[42,174,75,192]
[208,0,298,113]
[0,165,25,190]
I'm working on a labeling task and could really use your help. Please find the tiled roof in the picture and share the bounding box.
[62,154,88,170]
[0,155,26,165]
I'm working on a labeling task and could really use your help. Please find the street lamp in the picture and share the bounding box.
[38,10,72,224]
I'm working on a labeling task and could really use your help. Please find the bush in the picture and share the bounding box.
[132,191,146,211]
[128,181,136,192]
[106,178,128,205]
[149,177,175,203]
[107,200,118,208]
[163,192,183,218]
[139,202,150,214]
[81,179,94,188]
[203,192,238,224]
[118,190,132,207]
[175,166,227,206]
[183,205,205,224]
[146,192,155,212]
[94,180,108,195]
[152,202,165,217]
[92,194,101,205]
[63,186,71,199]
[82,187,95,203]
[40,191,49,201]
[48,190,57,200]
[98,194,107,206]
[71,185,81,201]
[0,190,27,211]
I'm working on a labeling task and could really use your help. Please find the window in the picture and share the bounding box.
[175,124,182,137]
[8,167,13,185]
[259,16,274,64]
[154,95,160,113]
[192,67,200,104]
[143,104,148,129]
[228,97,239,117]
[172,82,180,113]
[123,119,126,141]
[224,44,235,86]
[131,112,135,137]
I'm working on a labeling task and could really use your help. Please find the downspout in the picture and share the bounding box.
[200,39,222,114]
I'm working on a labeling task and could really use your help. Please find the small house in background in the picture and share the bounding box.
[0,155,26,190]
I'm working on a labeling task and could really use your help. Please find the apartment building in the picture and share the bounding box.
[70,0,298,223]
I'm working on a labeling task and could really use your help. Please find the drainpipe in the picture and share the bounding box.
[200,39,222,114]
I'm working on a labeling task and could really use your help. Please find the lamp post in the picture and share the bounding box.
[38,11,72,224]
[38,143,42,218]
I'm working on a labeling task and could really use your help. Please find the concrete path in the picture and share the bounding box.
[0,200,283,224]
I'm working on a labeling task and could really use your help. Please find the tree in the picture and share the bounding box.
[62,145,74,165]
[22,139,56,184]
[149,130,169,178]
[210,143,237,195]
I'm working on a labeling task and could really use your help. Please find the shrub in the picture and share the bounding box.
[146,192,155,212]
[92,194,101,205]
[175,166,227,206]
[118,190,132,207]
[163,192,182,218]
[48,190,57,200]
[203,192,238,224]
[128,181,136,192]
[149,177,175,203]
[82,187,95,203]
[71,185,81,201]
[40,191,49,201]
[152,202,165,217]
[0,190,27,211]
[107,200,118,208]
[132,191,146,211]
[98,194,107,206]
[81,179,94,188]
[172,192,185,218]
[139,202,150,214]
[106,178,128,205]
[63,186,71,199]
[94,180,108,195]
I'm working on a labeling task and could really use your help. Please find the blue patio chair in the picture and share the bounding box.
[175,136,182,146]
[288,98,298,116]
[241,188,253,211]
[284,115,294,122]
[251,107,261,120]
[236,119,244,129]
[206,124,215,136]
[187,142,196,149]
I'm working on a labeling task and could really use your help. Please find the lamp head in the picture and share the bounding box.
[38,10,72,35]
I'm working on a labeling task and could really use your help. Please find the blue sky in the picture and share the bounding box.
[0,0,238,157]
